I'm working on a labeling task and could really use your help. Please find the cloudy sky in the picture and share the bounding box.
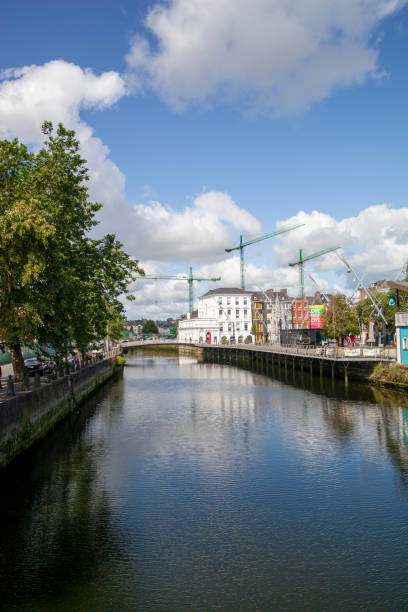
[2,0,408,318]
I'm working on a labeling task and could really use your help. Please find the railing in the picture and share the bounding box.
[120,338,396,361]
[203,343,396,360]
[0,347,121,399]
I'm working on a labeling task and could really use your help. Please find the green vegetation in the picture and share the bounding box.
[116,355,127,365]
[370,363,408,387]
[142,320,159,334]
[0,122,144,380]
[322,293,359,339]
[356,290,398,333]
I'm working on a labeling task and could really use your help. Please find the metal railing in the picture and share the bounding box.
[0,347,121,398]
[120,338,396,361]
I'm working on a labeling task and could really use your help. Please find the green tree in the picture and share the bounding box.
[322,294,359,339]
[0,122,143,379]
[355,289,403,335]
[142,320,159,334]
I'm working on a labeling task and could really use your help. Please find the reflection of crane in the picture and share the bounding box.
[136,266,221,316]
[225,224,304,290]
[288,246,341,298]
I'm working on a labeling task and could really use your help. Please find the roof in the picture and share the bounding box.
[388,280,408,293]
[200,288,254,297]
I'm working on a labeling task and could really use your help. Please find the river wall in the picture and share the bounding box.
[202,345,385,384]
[0,356,122,470]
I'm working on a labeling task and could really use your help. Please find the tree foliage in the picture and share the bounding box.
[356,289,404,333]
[322,293,359,339]
[0,122,143,379]
[142,320,159,335]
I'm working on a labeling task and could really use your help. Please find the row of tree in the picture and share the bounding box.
[322,289,405,340]
[0,122,144,380]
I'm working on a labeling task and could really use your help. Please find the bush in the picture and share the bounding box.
[116,355,126,365]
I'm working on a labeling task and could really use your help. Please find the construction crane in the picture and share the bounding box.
[288,246,341,298]
[304,270,330,303]
[225,224,304,290]
[335,252,387,326]
[135,266,221,316]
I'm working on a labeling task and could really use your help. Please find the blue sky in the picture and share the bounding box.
[1,0,408,318]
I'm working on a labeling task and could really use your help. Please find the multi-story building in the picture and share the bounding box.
[250,288,295,343]
[264,288,294,343]
[178,288,254,344]
[291,292,326,330]
[251,293,266,343]
[292,297,310,329]
[357,280,389,301]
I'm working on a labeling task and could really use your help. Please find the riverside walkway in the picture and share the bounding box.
[122,339,396,383]
[122,339,396,361]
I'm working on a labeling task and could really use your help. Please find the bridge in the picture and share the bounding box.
[121,339,396,384]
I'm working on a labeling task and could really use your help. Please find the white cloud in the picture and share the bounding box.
[126,203,408,318]
[0,60,126,141]
[131,190,261,262]
[126,0,407,115]
[0,60,131,238]
[274,205,408,276]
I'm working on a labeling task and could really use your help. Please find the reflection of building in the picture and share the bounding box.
[178,288,254,344]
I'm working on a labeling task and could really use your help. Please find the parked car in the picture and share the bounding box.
[24,358,45,376]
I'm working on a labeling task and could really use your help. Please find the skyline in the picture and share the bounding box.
[1,0,408,318]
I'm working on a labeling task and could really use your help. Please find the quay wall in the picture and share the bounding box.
[202,345,384,383]
[0,357,122,470]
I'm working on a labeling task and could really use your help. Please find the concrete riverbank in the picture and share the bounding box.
[0,356,123,470]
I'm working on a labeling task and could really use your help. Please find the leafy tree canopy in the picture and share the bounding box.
[142,320,159,334]
[0,122,144,379]
[322,293,359,339]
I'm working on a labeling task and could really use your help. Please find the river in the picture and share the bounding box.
[1,348,408,611]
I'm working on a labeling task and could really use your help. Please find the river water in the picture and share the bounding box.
[1,349,408,611]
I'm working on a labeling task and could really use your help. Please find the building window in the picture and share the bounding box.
[244,309,248,315]
[236,309,239,317]
[228,324,232,332]
[244,323,248,331]
[227,309,231,315]
[219,309,223,315]
[227,297,231,305]
[403,337,408,350]
[235,298,239,305]
[244,298,247,305]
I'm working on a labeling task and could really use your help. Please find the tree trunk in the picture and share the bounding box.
[9,342,25,382]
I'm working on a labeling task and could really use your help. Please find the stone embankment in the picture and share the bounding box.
[0,355,123,470]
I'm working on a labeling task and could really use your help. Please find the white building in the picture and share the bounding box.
[178,288,254,344]
[264,289,294,343]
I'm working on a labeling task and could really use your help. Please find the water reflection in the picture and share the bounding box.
[2,351,408,610]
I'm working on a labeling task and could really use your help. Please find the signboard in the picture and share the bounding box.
[363,348,380,357]
[309,305,324,329]
[344,348,361,357]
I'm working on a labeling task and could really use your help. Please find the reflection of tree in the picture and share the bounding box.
[321,397,354,437]
[0,381,128,608]
[371,388,408,489]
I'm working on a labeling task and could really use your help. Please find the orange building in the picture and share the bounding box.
[292,298,310,329]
